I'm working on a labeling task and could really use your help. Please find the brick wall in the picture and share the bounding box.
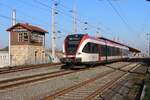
[11,45,46,66]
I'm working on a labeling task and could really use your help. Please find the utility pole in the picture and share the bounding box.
[12,9,16,25]
[9,9,16,66]
[71,7,77,34]
[73,8,77,34]
[51,4,57,62]
[146,33,150,56]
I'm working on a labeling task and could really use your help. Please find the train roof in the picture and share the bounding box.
[99,37,140,53]
[126,46,141,53]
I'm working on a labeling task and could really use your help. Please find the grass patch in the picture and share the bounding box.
[143,75,150,100]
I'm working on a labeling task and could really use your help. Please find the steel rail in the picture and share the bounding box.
[85,63,140,100]
[43,63,137,100]
[0,69,75,90]
[0,63,62,74]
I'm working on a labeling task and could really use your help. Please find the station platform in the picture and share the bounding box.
[129,57,150,64]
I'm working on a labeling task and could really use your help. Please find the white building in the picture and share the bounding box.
[0,51,9,67]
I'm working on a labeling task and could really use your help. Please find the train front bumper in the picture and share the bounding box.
[60,57,81,64]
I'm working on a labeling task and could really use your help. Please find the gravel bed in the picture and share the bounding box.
[95,64,147,100]
[107,62,129,67]
[0,62,130,100]
[55,70,124,100]
[0,65,61,81]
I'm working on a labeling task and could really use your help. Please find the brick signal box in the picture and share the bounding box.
[7,23,48,65]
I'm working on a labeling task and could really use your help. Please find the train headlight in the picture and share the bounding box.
[77,52,81,55]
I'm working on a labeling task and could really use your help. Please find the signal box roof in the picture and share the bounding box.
[7,23,48,34]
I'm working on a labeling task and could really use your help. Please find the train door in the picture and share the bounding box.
[105,45,108,62]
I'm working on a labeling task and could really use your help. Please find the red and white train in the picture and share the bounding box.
[60,34,129,66]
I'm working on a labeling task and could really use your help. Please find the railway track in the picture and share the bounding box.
[0,62,132,90]
[0,63,62,74]
[43,63,140,100]
[0,69,75,90]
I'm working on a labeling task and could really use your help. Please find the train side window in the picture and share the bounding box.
[107,46,110,56]
[91,43,98,53]
[110,47,113,56]
[110,47,112,56]
[114,47,116,56]
[120,48,122,55]
[117,48,119,56]
[111,47,113,56]
[113,47,116,56]
[100,45,106,56]
[82,42,90,53]
[82,42,98,53]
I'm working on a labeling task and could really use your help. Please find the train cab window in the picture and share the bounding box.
[65,34,84,55]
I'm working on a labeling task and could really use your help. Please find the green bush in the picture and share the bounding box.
[143,76,150,100]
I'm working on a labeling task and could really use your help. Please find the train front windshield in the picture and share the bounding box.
[65,34,84,55]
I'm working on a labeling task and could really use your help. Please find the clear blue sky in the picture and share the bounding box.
[0,0,150,53]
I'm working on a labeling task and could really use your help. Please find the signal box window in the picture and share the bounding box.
[18,32,28,42]
[24,33,28,41]
[18,33,23,42]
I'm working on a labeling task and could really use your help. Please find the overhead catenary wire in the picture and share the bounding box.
[0,0,133,36]
[0,13,48,28]
[34,0,111,35]
[14,0,70,35]
[51,0,118,36]
[34,0,83,23]
[0,0,134,36]
[0,2,50,27]
[55,0,109,34]
[15,0,112,36]
[19,0,50,11]
[104,0,135,33]
[0,23,9,27]
[114,1,129,24]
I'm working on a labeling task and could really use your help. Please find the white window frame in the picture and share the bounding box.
[18,32,23,42]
